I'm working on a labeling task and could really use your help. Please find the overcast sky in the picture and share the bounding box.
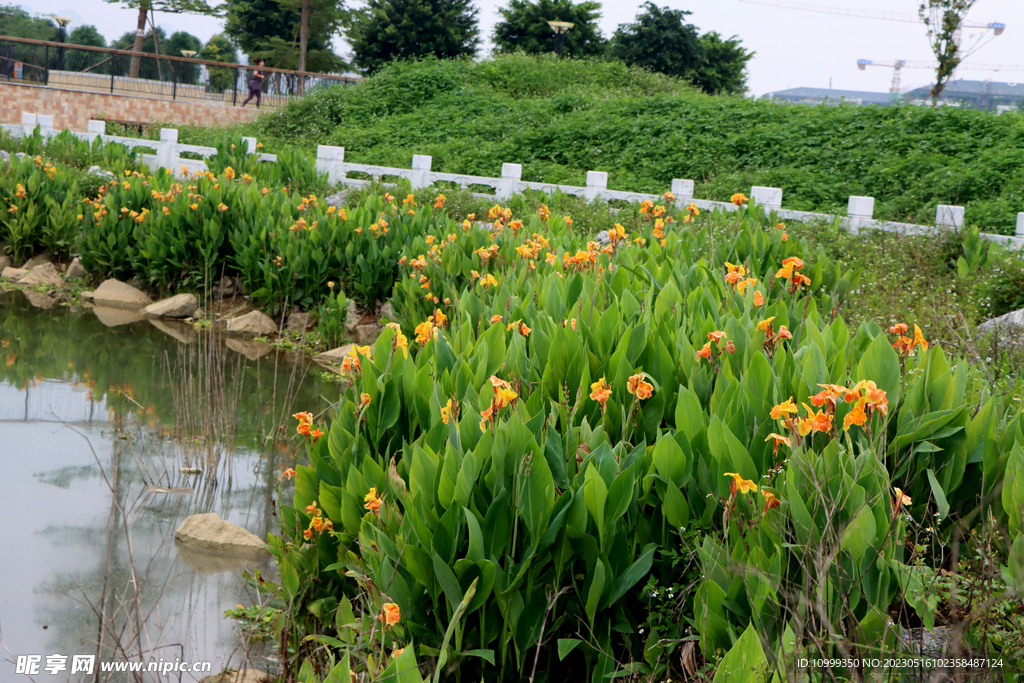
[18,0,1024,96]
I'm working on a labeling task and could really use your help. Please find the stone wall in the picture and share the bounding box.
[0,82,261,132]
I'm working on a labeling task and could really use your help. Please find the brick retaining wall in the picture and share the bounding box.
[0,81,261,132]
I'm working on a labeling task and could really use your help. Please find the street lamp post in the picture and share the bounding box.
[53,16,71,71]
[547,20,574,58]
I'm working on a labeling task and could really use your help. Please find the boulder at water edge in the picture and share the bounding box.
[23,252,51,269]
[287,310,315,331]
[142,293,199,319]
[978,307,1024,337]
[226,310,276,336]
[1,266,28,282]
[314,343,354,365]
[19,262,64,287]
[356,323,383,345]
[90,278,153,310]
[0,254,10,271]
[64,257,87,280]
[174,513,269,559]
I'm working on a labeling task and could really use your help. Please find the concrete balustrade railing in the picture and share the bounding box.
[4,113,1024,250]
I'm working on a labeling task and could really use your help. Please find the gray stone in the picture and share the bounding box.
[379,301,395,322]
[21,289,57,309]
[325,190,348,208]
[19,262,64,287]
[91,278,152,310]
[142,293,198,319]
[1,266,28,282]
[314,343,354,365]
[64,257,87,280]
[0,254,9,271]
[345,299,361,333]
[226,309,276,336]
[213,275,238,299]
[287,311,316,332]
[92,305,144,327]
[356,323,383,346]
[23,252,51,269]
[86,165,115,179]
[174,512,269,559]
[978,308,1024,337]
[80,290,95,301]
[594,230,611,245]
[198,668,271,683]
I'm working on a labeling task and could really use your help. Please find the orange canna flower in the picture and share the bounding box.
[294,411,313,424]
[770,398,798,421]
[310,428,324,443]
[889,323,909,335]
[762,491,781,513]
[724,472,757,495]
[753,290,765,307]
[777,325,793,340]
[696,342,712,360]
[590,377,612,409]
[415,320,435,345]
[490,314,503,323]
[379,602,401,626]
[280,468,297,480]
[360,393,371,407]
[708,330,727,342]
[912,325,929,352]
[297,422,311,436]
[843,397,868,431]
[731,193,749,206]
[893,487,911,512]
[626,373,654,400]
[757,317,775,334]
[364,487,382,513]
[765,432,791,455]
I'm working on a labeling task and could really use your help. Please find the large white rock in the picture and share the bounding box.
[1,266,28,282]
[978,308,1024,336]
[19,262,64,287]
[356,323,383,346]
[287,310,316,332]
[314,343,354,365]
[142,293,198,319]
[91,278,152,310]
[64,257,87,280]
[23,252,51,269]
[174,512,269,559]
[226,310,277,336]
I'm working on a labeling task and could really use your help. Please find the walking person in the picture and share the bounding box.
[241,59,265,108]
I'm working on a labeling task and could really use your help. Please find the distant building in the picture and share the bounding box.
[761,87,897,106]
[904,79,1024,112]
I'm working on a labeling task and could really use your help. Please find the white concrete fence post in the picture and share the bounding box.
[671,179,694,209]
[410,154,432,190]
[751,186,783,212]
[936,204,965,229]
[315,145,346,185]
[847,196,875,235]
[242,136,257,155]
[36,115,54,138]
[156,128,178,173]
[86,120,106,146]
[1017,212,1024,239]
[498,163,522,201]
[584,171,607,202]
[21,112,37,138]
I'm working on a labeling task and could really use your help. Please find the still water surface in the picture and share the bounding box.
[0,290,333,681]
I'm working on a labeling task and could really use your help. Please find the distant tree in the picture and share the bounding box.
[346,0,480,74]
[165,31,203,83]
[66,24,108,73]
[111,27,173,79]
[690,32,753,95]
[224,0,344,74]
[102,0,222,78]
[611,2,699,79]
[919,0,976,104]
[199,34,239,91]
[492,0,605,58]
[68,25,107,47]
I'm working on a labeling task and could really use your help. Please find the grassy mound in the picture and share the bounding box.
[241,54,1024,234]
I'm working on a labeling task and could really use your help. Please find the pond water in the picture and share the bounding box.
[0,290,334,681]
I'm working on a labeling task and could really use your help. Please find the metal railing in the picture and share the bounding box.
[0,34,359,107]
